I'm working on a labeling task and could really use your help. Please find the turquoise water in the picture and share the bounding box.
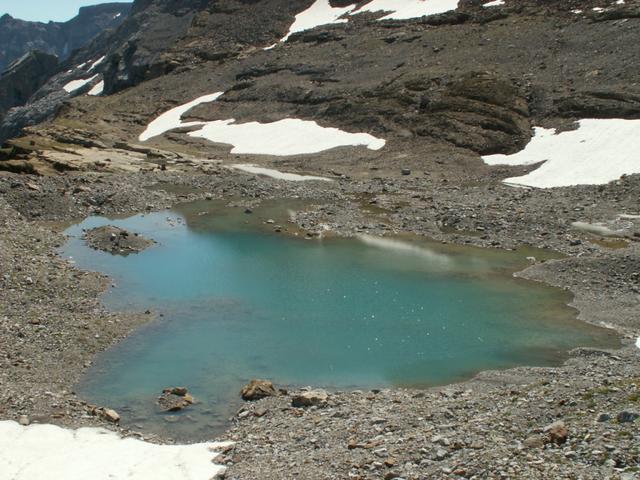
[63,200,618,440]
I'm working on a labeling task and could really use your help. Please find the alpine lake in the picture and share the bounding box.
[61,196,619,440]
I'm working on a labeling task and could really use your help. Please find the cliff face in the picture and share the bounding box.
[0,3,131,72]
[0,51,59,118]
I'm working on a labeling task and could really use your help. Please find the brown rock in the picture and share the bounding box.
[157,391,194,412]
[240,379,277,401]
[544,420,568,445]
[291,389,329,408]
[169,386,188,396]
[523,435,545,449]
[101,408,120,423]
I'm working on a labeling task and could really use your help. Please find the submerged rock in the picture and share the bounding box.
[158,387,195,412]
[83,225,154,255]
[240,379,277,401]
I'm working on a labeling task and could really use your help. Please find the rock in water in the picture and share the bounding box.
[291,390,329,408]
[83,225,154,255]
[158,387,195,412]
[240,379,277,401]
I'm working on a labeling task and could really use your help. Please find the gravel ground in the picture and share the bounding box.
[0,169,638,479]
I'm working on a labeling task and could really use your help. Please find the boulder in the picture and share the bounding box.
[544,420,568,445]
[102,409,121,423]
[240,379,276,401]
[616,411,639,423]
[291,389,329,408]
[158,387,194,412]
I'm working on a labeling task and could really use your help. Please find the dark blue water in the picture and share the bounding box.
[62,200,618,440]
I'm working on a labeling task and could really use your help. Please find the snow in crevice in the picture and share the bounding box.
[483,0,505,7]
[88,80,105,96]
[87,56,106,72]
[0,421,231,480]
[482,119,640,188]
[63,74,99,93]
[139,93,386,155]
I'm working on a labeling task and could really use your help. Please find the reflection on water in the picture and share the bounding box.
[62,199,619,441]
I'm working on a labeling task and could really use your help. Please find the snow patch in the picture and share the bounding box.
[483,0,505,7]
[188,118,385,155]
[482,119,640,188]
[138,93,224,141]
[353,0,459,20]
[270,0,461,47]
[636,337,640,349]
[0,421,231,480]
[63,74,99,93]
[279,0,354,43]
[140,93,386,155]
[231,164,332,181]
[87,56,106,72]
[88,80,104,96]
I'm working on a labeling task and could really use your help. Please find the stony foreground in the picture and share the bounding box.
[0,169,638,480]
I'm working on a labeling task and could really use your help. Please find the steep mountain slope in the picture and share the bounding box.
[0,3,131,72]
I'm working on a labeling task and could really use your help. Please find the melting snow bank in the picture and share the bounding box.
[354,0,459,20]
[0,421,231,480]
[63,74,99,93]
[482,119,640,188]
[139,93,385,155]
[231,164,332,181]
[358,235,451,266]
[269,0,461,47]
[279,0,353,43]
[139,92,224,141]
[188,118,385,155]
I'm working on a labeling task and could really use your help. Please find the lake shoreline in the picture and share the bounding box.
[1,169,638,477]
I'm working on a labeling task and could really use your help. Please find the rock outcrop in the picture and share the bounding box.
[0,51,59,121]
[0,4,130,72]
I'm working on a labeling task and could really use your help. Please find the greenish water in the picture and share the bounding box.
[63,200,618,440]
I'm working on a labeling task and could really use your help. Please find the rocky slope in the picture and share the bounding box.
[0,3,131,136]
[0,3,131,72]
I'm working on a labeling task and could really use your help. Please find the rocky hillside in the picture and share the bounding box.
[0,3,131,72]
[2,0,639,172]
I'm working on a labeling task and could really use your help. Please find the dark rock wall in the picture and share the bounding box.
[0,3,131,72]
